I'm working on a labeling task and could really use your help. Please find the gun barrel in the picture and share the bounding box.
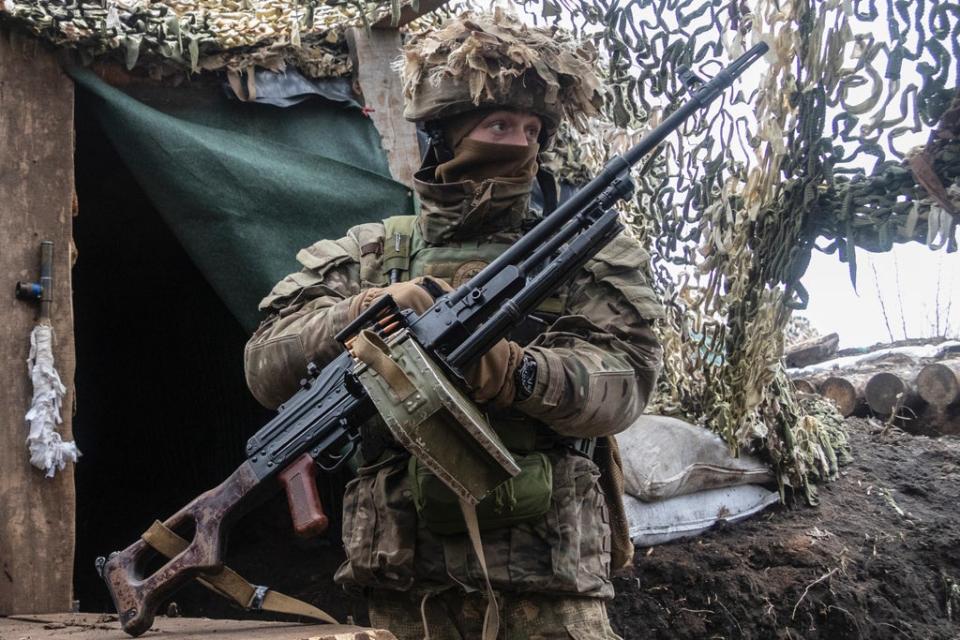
[454,42,768,301]
[448,209,623,367]
[448,156,629,303]
[517,202,601,277]
[623,42,768,166]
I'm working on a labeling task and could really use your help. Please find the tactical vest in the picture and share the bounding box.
[379,214,563,327]
[363,215,573,526]
[337,216,623,596]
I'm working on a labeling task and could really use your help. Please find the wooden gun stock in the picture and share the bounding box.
[100,461,260,637]
[98,350,367,637]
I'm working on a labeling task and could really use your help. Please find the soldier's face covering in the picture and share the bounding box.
[415,112,542,243]
[434,138,539,184]
[414,164,536,243]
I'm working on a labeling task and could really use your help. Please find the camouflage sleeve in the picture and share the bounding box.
[244,224,383,409]
[514,232,664,438]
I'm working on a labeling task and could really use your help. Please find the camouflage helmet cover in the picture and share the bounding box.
[398,9,605,133]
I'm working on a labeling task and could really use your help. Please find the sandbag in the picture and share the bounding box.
[615,415,774,501]
[625,485,779,547]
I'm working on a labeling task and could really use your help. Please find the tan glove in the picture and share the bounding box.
[348,277,522,406]
[465,339,524,406]
[347,276,449,320]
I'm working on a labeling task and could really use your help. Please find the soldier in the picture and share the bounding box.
[244,10,663,640]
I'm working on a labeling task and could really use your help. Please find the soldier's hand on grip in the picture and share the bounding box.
[346,277,523,407]
[464,339,524,406]
[347,277,447,319]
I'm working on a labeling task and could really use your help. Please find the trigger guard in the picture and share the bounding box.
[316,438,359,473]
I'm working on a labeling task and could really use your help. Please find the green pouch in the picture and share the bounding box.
[409,451,553,535]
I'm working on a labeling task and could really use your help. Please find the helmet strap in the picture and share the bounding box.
[421,120,454,167]
[536,166,558,216]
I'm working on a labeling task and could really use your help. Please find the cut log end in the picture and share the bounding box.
[865,372,915,417]
[819,377,858,417]
[916,362,960,408]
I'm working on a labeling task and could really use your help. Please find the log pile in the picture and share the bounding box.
[787,340,960,437]
[785,333,839,368]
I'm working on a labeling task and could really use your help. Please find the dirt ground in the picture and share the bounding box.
[153,417,960,640]
[607,418,960,640]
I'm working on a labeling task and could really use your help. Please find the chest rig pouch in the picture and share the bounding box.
[375,215,558,534]
[409,450,552,535]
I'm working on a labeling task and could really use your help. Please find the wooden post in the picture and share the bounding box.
[0,30,77,614]
[347,26,421,189]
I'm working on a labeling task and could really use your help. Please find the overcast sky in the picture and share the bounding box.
[801,244,958,348]
[509,1,959,347]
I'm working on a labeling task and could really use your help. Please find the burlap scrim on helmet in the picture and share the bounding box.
[398,9,605,131]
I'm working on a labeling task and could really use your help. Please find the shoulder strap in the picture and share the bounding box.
[382,215,418,284]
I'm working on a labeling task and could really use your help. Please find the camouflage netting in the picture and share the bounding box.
[4,0,957,501]
[409,0,959,502]
[0,0,399,77]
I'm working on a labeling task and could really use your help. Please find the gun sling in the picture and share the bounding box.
[351,330,417,401]
[458,497,500,640]
[141,521,338,624]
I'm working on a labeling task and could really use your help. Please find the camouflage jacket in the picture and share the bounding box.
[244,201,663,598]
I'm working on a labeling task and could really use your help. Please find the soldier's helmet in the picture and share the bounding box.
[397,8,606,143]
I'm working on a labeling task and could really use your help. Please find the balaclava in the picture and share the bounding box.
[414,111,541,243]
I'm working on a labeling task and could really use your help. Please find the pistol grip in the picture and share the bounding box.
[278,453,329,537]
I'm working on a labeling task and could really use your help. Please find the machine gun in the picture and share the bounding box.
[97,43,768,637]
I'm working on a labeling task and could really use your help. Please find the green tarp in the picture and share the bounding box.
[70,67,413,332]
